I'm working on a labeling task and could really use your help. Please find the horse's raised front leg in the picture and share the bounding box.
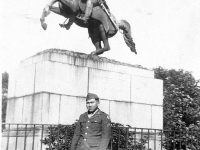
[40,0,58,30]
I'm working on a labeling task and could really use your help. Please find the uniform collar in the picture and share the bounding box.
[83,109,102,119]
[96,109,102,115]
[87,108,102,115]
[89,109,101,119]
[88,107,99,115]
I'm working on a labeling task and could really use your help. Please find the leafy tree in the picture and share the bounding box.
[154,67,200,149]
[2,72,9,123]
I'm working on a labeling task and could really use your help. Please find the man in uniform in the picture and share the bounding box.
[70,93,111,150]
[79,0,110,23]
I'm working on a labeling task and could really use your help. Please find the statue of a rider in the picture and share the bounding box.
[40,0,137,55]
[79,0,110,23]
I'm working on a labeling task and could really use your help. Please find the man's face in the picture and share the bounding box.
[86,99,99,112]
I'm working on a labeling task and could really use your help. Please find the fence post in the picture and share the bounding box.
[32,124,36,150]
[154,129,157,150]
[15,124,19,150]
[134,128,136,149]
[24,124,28,150]
[117,127,120,149]
[161,129,162,150]
[126,128,129,149]
[40,125,44,150]
[173,131,175,150]
[147,129,150,150]
[6,124,10,150]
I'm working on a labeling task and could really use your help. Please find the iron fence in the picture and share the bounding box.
[1,123,200,150]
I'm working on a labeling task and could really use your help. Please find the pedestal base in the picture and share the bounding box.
[7,49,163,129]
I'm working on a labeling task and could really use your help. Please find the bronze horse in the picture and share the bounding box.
[40,0,137,55]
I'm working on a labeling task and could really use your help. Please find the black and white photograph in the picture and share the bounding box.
[1,0,200,149]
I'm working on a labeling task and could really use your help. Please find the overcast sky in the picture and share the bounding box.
[1,0,200,80]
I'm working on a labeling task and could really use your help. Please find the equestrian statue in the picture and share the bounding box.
[40,0,137,55]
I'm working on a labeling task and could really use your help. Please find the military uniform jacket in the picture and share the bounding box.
[70,109,111,150]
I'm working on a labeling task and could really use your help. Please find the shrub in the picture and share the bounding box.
[41,122,149,150]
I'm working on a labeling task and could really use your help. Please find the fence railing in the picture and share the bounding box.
[1,123,200,150]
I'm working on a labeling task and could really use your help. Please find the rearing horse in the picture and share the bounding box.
[40,0,137,55]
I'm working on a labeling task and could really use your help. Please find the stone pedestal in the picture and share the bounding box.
[3,49,163,150]
[7,49,163,128]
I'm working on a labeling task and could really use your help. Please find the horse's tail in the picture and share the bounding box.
[118,20,137,54]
